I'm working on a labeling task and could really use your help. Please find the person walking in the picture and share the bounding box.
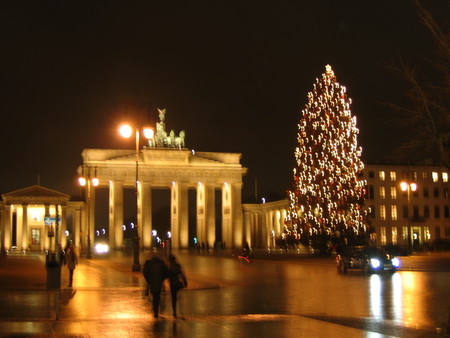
[167,255,187,318]
[65,244,78,287]
[143,253,168,319]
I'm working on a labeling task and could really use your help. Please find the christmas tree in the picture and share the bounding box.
[284,65,369,253]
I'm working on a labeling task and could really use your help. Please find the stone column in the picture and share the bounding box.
[2,204,11,252]
[60,205,67,249]
[205,185,216,249]
[222,183,231,249]
[196,183,216,248]
[196,183,206,246]
[21,204,28,251]
[140,182,153,249]
[231,183,243,249]
[171,182,189,249]
[109,181,124,249]
[73,207,81,249]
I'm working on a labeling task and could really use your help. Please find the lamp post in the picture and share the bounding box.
[400,181,417,253]
[78,166,99,259]
[119,124,154,271]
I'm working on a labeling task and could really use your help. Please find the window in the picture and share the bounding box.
[412,171,418,180]
[435,205,440,218]
[434,187,439,197]
[422,172,428,180]
[369,185,374,199]
[432,172,439,182]
[435,226,441,239]
[403,205,409,218]
[446,226,450,238]
[423,187,429,198]
[444,188,449,199]
[392,227,398,245]
[379,186,385,199]
[379,171,385,181]
[380,227,386,246]
[443,172,448,183]
[402,226,408,241]
[369,171,374,178]
[370,205,376,218]
[390,171,396,181]
[424,205,430,218]
[445,205,449,218]
[391,205,397,221]
[380,205,386,220]
[390,187,397,199]
[413,205,419,219]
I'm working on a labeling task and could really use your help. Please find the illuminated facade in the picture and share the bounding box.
[0,185,83,253]
[79,148,247,250]
[362,164,450,249]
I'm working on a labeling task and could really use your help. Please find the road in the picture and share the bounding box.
[0,249,449,337]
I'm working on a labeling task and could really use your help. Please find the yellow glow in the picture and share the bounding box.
[410,183,417,191]
[78,177,87,187]
[142,127,154,140]
[92,177,100,187]
[119,124,133,138]
[400,182,408,191]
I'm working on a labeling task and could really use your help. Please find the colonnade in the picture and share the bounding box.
[80,148,247,250]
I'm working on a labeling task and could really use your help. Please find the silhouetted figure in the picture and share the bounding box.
[167,255,187,318]
[65,244,78,287]
[143,254,168,319]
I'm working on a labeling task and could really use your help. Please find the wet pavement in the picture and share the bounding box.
[0,249,449,337]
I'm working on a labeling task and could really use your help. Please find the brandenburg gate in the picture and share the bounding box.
[78,110,247,250]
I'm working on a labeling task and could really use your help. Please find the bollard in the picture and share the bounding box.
[46,255,61,320]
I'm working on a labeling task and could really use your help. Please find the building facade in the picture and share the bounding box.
[362,164,450,249]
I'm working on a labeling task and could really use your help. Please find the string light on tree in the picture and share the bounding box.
[284,65,370,253]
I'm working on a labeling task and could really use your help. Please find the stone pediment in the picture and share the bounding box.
[2,185,70,205]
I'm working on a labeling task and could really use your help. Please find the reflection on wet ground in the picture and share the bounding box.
[0,250,449,337]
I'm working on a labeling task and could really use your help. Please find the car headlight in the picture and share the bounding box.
[95,243,109,254]
[391,257,400,268]
[370,258,381,269]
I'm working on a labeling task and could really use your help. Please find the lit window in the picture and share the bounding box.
[402,226,408,240]
[391,205,397,221]
[379,187,385,199]
[432,172,439,182]
[392,227,398,245]
[380,227,386,245]
[379,171,385,181]
[390,171,396,181]
[380,205,386,220]
[391,187,397,199]
[443,172,448,183]
[422,172,428,180]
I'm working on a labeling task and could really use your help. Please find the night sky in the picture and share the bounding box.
[1,1,447,203]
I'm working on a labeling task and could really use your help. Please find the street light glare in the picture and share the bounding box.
[119,124,133,138]
[410,183,417,191]
[400,182,408,191]
[92,177,100,187]
[78,177,87,187]
[143,128,154,140]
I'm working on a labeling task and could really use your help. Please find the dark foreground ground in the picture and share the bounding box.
[0,249,449,337]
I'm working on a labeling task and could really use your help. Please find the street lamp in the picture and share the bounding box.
[119,124,154,271]
[400,181,417,252]
[79,166,99,259]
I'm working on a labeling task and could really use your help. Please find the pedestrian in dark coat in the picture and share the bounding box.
[167,255,187,318]
[143,254,168,319]
[65,244,78,287]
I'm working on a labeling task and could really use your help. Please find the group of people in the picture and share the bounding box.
[143,253,188,319]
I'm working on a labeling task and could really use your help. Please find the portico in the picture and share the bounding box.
[79,148,247,250]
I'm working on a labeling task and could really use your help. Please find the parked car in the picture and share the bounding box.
[336,246,400,274]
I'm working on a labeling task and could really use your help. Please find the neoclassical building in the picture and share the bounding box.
[78,148,248,250]
[0,185,83,253]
